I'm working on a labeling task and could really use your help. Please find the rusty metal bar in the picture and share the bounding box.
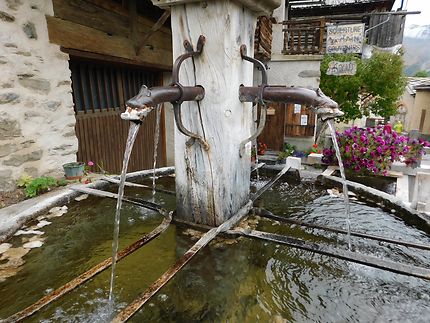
[4,212,173,323]
[254,208,430,251]
[70,187,164,213]
[101,176,175,196]
[112,200,253,323]
[238,44,268,157]
[240,85,343,120]
[240,86,337,110]
[252,165,290,201]
[171,35,205,84]
[125,85,204,110]
[230,228,430,281]
[239,105,267,157]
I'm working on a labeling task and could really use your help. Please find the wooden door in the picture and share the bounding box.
[259,103,286,151]
[70,57,166,173]
[284,103,316,137]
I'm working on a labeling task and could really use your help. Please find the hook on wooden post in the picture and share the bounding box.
[238,44,268,158]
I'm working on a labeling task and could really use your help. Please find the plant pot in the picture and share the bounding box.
[63,162,85,180]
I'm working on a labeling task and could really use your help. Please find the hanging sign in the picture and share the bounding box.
[326,61,357,76]
[300,115,308,126]
[326,23,365,54]
[294,104,301,114]
[267,107,276,115]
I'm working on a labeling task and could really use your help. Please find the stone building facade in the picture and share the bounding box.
[0,0,77,191]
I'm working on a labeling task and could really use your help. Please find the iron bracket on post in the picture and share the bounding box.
[238,44,268,158]
[171,35,209,150]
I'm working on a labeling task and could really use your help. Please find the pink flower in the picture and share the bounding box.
[88,161,94,166]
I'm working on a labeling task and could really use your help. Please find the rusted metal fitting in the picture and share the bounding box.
[239,44,268,158]
[239,86,343,119]
[122,35,209,151]
[121,85,205,121]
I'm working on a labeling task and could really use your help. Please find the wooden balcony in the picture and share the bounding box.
[282,18,326,55]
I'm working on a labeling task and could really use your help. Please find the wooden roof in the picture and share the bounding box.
[289,0,396,18]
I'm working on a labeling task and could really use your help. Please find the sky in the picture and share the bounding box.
[393,0,430,26]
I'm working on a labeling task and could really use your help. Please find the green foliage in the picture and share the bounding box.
[320,52,406,121]
[24,177,60,198]
[17,174,33,188]
[277,150,290,161]
[414,70,429,77]
[278,142,296,161]
[57,178,67,186]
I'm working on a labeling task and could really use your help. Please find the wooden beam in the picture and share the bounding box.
[85,0,171,34]
[112,200,253,322]
[52,0,171,36]
[46,16,172,70]
[62,48,169,71]
[172,1,255,226]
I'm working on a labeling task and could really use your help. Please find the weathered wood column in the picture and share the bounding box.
[153,0,281,226]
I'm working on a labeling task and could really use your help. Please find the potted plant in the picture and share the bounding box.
[277,150,290,164]
[277,142,296,164]
[63,162,85,180]
[307,143,321,155]
[293,150,307,163]
[322,124,430,176]
[258,141,267,155]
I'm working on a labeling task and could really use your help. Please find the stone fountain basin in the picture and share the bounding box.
[1,170,430,322]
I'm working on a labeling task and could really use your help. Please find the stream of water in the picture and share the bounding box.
[327,120,352,250]
[152,105,162,200]
[108,121,141,307]
[254,140,260,182]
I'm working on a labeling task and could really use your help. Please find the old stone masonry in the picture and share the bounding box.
[0,0,78,191]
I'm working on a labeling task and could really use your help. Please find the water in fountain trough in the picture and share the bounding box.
[108,121,141,307]
[327,120,352,250]
[1,176,430,322]
[152,105,162,200]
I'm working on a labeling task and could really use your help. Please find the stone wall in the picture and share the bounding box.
[0,0,77,191]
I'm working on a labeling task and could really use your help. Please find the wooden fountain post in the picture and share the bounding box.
[152,0,280,226]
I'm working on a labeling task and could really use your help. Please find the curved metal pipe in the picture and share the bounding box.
[239,85,343,119]
[172,35,205,85]
[122,85,205,122]
[238,45,269,158]
[173,102,209,150]
[239,105,267,157]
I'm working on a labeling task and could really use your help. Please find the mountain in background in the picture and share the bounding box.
[402,24,430,76]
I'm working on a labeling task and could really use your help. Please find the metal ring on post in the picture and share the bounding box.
[169,82,185,105]
[238,44,269,158]
[173,102,209,151]
[240,45,267,86]
[239,103,267,157]
[170,35,209,150]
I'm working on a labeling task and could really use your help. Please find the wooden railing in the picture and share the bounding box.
[282,18,326,55]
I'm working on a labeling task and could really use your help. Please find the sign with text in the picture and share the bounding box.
[326,23,365,54]
[294,104,301,114]
[300,115,308,126]
[326,61,357,76]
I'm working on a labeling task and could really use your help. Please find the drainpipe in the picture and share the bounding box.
[364,14,390,39]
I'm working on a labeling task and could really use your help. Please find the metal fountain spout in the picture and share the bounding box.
[238,45,343,119]
[121,84,205,121]
[239,85,343,120]
[238,44,343,156]
[121,35,208,149]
